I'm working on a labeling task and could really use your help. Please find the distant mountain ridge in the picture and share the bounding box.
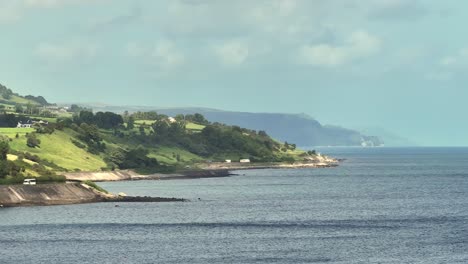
[78,104,383,147]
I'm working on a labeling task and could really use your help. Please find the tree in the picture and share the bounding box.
[175,114,185,121]
[0,139,9,160]
[26,133,41,148]
[127,116,135,130]
[0,137,11,178]
[258,130,269,137]
[0,84,13,100]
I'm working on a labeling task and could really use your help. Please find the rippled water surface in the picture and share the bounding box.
[1,147,468,263]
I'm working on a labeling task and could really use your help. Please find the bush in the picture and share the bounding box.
[71,139,86,149]
[83,180,108,193]
[36,175,66,183]
[26,133,41,148]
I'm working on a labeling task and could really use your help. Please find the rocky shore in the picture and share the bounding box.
[0,183,186,207]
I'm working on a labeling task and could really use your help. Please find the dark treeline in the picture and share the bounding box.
[73,111,124,129]
[0,113,33,127]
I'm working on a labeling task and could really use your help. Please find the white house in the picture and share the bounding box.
[17,121,33,128]
[168,117,177,123]
[17,120,49,128]
[240,159,251,163]
[225,159,232,163]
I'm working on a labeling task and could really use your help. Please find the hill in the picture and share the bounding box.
[0,83,49,107]
[82,104,384,147]
[1,83,317,182]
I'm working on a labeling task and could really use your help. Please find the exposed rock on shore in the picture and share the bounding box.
[0,183,186,207]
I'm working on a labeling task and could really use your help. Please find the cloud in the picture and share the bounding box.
[1,0,106,23]
[152,40,185,69]
[367,0,427,21]
[35,41,98,62]
[23,0,105,9]
[299,30,381,67]
[440,48,468,67]
[89,6,141,33]
[126,40,185,70]
[0,2,22,23]
[214,40,249,66]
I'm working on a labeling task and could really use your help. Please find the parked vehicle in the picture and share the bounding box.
[23,179,37,185]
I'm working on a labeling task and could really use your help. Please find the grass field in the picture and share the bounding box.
[148,146,203,165]
[0,127,35,138]
[186,122,205,131]
[8,129,106,171]
[134,120,156,125]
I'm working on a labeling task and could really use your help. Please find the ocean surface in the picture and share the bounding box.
[1,147,468,263]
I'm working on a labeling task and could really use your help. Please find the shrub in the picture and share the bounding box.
[26,133,41,148]
[83,180,108,194]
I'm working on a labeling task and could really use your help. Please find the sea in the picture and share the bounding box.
[1,147,468,264]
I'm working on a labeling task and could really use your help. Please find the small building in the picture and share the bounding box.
[17,120,48,128]
[240,159,251,163]
[17,121,33,128]
[168,117,177,123]
[225,159,232,163]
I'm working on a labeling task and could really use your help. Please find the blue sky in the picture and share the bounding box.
[1,0,467,146]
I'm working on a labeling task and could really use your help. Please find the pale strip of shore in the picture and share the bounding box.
[62,159,339,182]
[0,183,185,207]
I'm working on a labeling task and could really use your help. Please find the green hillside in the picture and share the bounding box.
[1,83,315,182]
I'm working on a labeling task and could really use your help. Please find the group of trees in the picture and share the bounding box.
[129,111,167,121]
[106,146,158,170]
[174,113,210,125]
[0,137,23,178]
[24,95,49,106]
[72,123,106,154]
[0,84,13,100]
[0,138,10,177]
[73,111,124,129]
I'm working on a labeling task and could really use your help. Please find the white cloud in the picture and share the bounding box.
[35,42,98,62]
[152,40,185,69]
[214,40,249,66]
[126,40,185,70]
[440,48,468,67]
[0,0,105,23]
[300,30,381,67]
[0,2,22,23]
[23,0,104,8]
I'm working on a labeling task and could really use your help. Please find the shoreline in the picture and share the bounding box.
[1,160,340,207]
[0,183,187,207]
[63,160,340,182]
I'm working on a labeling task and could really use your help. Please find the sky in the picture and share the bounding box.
[1,0,467,146]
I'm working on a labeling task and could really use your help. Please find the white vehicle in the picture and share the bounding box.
[23,179,37,185]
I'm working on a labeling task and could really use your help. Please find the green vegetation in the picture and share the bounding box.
[0,82,316,180]
[0,128,34,138]
[83,180,109,194]
[186,122,205,131]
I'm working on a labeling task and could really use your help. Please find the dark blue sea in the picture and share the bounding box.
[1,147,468,263]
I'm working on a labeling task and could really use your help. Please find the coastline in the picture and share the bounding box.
[1,159,339,207]
[0,183,186,207]
[63,157,340,182]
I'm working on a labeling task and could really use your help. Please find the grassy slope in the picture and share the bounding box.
[186,122,205,131]
[8,129,106,171]
[9,95,40,105]
[147,146,203,165]
[0,128,35,138]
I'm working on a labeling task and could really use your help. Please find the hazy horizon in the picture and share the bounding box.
[1,0,467,146]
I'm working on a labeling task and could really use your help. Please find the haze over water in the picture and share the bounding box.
[1,147,468,263]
